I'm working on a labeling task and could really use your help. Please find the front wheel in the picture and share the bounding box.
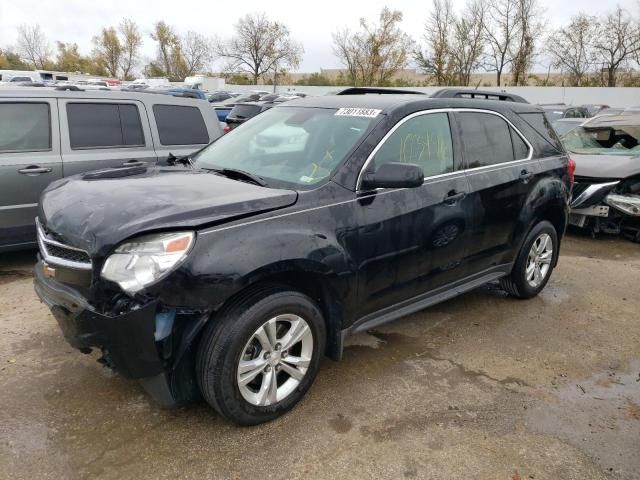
[500,221,558,299]
[196,288,326,425]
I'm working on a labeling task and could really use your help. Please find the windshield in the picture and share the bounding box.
[193,106,376,188]
[562,125,640,155]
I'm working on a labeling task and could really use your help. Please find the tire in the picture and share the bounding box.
[196,287,326,425]
[500,221,558,299]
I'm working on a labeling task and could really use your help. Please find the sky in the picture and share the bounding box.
[0,0,638,74]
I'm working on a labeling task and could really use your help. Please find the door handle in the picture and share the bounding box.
[444,191,466,205]
[18,165,52,175]
[520,169,534,183]
[121,160,147,167]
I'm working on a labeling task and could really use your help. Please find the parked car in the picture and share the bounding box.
[34,94,571,425]
[566,115,640,242]
[211,94,262,122]
[207,91,240,103]
[0,86,222,251]
[540,104,590,122]
[582,104,610,116]
[225,96,301,130]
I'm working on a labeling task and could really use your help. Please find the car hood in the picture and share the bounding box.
[573,153,640,179]
[39,166,297,256]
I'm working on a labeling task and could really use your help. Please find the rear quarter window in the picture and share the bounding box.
[153,104,209,145]
[517,112,564,154]
[0,102,51,153]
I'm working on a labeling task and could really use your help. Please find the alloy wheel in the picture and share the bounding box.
[237,314,314,406]
[525,233,553,288]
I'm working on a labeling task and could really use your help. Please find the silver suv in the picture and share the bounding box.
[0,87,222,251]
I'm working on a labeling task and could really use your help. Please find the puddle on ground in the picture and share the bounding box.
[526,360,640,479]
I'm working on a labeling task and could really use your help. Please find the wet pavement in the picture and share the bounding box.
[1,232,639,479]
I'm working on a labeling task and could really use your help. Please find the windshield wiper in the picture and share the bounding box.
[166,153,193,168]
[204,167,268,187]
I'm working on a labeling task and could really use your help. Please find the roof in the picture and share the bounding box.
[281,94,542,115]
[584,114,640,127]
[0,86,206,105]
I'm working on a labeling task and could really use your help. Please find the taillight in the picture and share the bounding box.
[223,126,231,134]
[567,157,576,185]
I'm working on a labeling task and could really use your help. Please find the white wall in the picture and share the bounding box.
[225,84,640,107]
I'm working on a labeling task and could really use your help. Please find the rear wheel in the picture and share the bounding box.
[196,288,325,425]
[501,221,558,299]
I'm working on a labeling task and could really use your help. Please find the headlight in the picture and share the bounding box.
[101,231,194,294]
[605,194,640,216]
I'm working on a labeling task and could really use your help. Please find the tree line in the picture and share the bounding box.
[1,5,639,87]
[0,14,302,83]
[333,2,640,87]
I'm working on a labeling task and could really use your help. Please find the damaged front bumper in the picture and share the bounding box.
[569,179,640,241]
[33,260,184,407]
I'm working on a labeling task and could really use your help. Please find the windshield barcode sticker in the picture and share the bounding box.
[335,108,382,118]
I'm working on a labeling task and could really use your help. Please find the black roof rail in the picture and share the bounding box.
[430,88,528,104]
[55,85,84,91]
[336,87,427,96]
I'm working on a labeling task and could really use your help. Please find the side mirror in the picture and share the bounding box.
[361,162,424,190]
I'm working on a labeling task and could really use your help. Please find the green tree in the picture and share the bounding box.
[93,27,123,77]
[0,48,30,70]
[119,19,143,80]
[55,42,105,75]
[332,7,413,86]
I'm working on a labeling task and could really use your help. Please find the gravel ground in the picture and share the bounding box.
[0,231,639,480]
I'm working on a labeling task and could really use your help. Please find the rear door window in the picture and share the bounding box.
[372,112,454,177]
[153,105,209,145]
[457,112,514,168]
[0,102,51,153]
[67,103,144,149]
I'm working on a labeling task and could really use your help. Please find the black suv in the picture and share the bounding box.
[34,95,572,425]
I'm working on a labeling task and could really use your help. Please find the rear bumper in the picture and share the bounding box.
[33,261,165,380]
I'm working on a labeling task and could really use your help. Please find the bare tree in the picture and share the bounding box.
[119,19,142,80]
[93,27,123,77]
[333,7,413,86]
[414,0,455,85]
[181,31,215,77]
[483,0,521,86]
[545,14,597,86]
[450,0,487,86]
[592,7,640,87]
[511,0,542,85]
[332,28,361,85]
[217,13,303,85]
[16,24,52,69]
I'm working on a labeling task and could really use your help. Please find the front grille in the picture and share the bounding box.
[36,218,92,270]
[44,243,91,264]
